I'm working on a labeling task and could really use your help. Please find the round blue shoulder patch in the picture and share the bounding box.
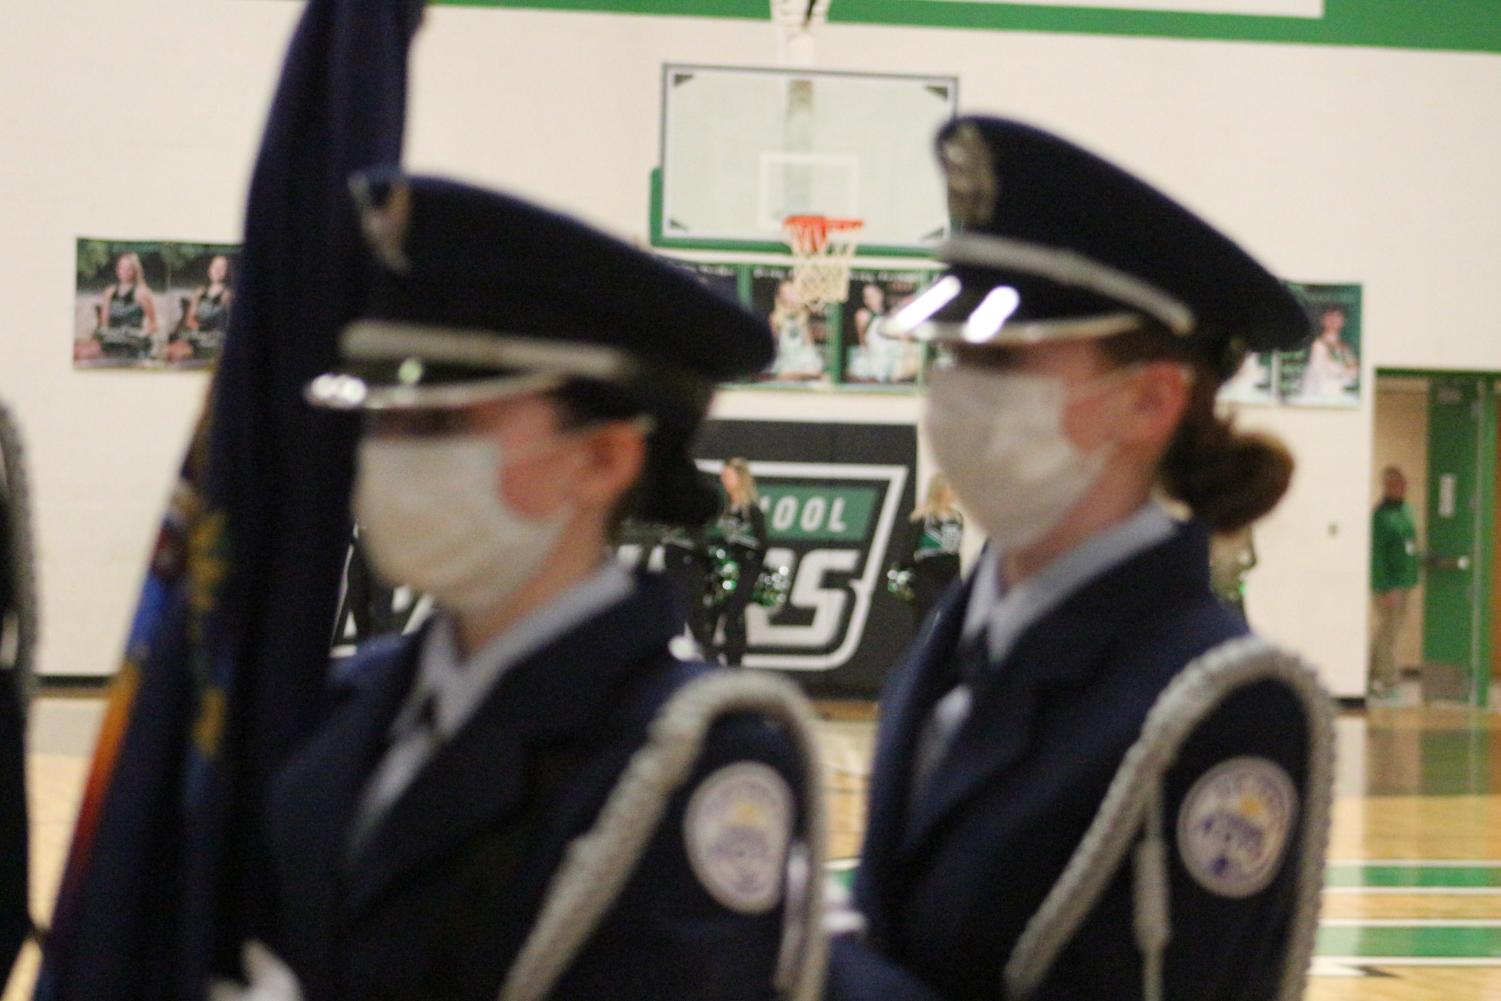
[684,762,793,914]
[1176,756,1298,899]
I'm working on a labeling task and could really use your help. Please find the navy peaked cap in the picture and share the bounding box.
[307,171,772,414]
[307,171,771,526]
[889,116,1312,374]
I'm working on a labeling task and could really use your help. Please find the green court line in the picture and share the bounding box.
[1324,865,1501,889]
[1316,926,1501,960]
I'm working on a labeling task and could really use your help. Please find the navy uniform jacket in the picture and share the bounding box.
[0,493,27,985]
[829,522,1311,1001]
[266,574,804,1001]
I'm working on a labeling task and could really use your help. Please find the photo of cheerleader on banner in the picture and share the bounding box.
[1217,348,1278,406]
[74,238,240,370]
[751,265,832,385]
[841,270,927,386]
[1277,282,1362,408]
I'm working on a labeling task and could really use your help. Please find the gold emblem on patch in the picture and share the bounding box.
[940,122,998,227]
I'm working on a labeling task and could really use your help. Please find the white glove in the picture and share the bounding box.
[208,941,304,1001]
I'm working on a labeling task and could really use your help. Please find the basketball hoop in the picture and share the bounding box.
[783,215,863,310]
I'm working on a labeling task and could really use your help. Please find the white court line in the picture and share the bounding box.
[1307,958,1368,978]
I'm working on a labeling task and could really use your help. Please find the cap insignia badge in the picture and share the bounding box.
[940,122,998,227]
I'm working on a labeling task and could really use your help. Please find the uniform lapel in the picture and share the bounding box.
[856,575,971,936]
[343,574,682,917]
[898,607,1113,856]
[268,634,422,964]
[899,526,1202,856]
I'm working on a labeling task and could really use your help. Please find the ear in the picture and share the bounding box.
[571,421,648,514]
[1123,362,1192,449]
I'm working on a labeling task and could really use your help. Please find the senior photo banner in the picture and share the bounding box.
[1279,282,1362,408]
[74,239,241,371]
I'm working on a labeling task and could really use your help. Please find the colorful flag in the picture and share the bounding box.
[36,2,425,997]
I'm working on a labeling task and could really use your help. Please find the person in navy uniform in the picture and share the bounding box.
[232,174,823,1001]
[826,117,1329,1001]
[0,424,29,990]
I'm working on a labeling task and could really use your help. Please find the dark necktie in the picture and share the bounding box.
[348,690,441,858]
[909,627,993,804]
[952,628,993,688]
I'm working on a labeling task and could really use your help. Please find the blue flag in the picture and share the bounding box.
[37,2,425,997]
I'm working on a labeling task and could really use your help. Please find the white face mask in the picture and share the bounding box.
[922,363,1129,554]
[353,433,571,616]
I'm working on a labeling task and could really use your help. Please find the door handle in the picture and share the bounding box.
[1425,554,1471,571]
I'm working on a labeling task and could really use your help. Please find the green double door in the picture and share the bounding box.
[1421,377,1497,707]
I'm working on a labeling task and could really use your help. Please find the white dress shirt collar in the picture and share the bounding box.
[394,560,636,742]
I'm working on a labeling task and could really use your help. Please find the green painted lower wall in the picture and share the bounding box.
[434,0,1501,55]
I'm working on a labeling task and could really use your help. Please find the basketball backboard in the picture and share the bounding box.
[656,65,957,256]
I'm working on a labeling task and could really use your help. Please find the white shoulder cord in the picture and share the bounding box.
[0,401,38,709]
[498,670,828,1001]
[1003,636,1336,1001]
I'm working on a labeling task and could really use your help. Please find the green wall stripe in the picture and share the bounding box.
[434,1,1501,55]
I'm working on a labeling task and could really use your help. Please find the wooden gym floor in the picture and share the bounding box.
[6,691,1501,1000]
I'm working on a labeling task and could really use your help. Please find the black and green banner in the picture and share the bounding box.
[332,419,921,696]
[692,419,919,696]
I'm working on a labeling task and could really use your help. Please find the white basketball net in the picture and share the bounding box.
[783,216,863,311]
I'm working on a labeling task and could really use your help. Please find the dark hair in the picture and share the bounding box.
[549,380,717,532]
[1099,328,1293,534]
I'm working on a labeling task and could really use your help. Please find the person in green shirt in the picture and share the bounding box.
[1370,465,1421,700]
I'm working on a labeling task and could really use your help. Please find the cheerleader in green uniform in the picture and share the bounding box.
[705,457,767,665]
[167,254,235,364]
[901,473,964,622]
[78,252,159,363]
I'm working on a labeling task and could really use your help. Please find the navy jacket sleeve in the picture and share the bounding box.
[0,667,27,984]
[553,712,808,1001]
[828,934,948,1001]
[1036,678,1311,1001]
[830,677,1311,1001]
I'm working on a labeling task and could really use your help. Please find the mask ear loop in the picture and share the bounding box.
[1064,361,1148,405]
[1067,360,1198,420]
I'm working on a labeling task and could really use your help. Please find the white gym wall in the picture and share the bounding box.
[3,1,1500,696]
